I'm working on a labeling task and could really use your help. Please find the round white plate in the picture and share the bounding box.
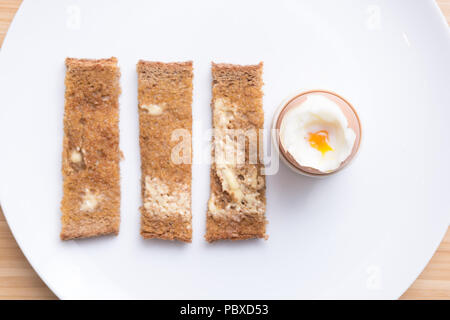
[0,0,449,299]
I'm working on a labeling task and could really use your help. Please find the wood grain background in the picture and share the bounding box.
[0,0,449,300]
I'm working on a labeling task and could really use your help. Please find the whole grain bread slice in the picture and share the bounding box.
[137,61,193,242]
[206,62,267,242]
[61,57,121,240]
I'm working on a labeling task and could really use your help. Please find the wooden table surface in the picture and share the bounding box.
[0,0,449,300]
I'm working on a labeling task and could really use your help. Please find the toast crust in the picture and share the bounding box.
[137,61,193,242]
[206,62,267,242]
[60,57,121,240]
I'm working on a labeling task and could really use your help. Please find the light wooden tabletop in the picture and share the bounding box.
[0,0,449,300]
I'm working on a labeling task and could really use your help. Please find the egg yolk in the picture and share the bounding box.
[307,130,333,156]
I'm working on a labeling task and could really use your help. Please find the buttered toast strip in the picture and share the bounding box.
[61,57,121,240]
[137,61,193,242]
[206,63,267,242]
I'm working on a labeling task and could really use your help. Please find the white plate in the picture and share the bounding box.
[0,0,449,299]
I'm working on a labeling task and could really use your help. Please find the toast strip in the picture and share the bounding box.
[206,63,267,242]
[137,61,193,242]
[61,57,121,240]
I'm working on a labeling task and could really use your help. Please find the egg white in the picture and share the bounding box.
[280,94,356,173]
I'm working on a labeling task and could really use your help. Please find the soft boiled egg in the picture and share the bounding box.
[279,92,358,174]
